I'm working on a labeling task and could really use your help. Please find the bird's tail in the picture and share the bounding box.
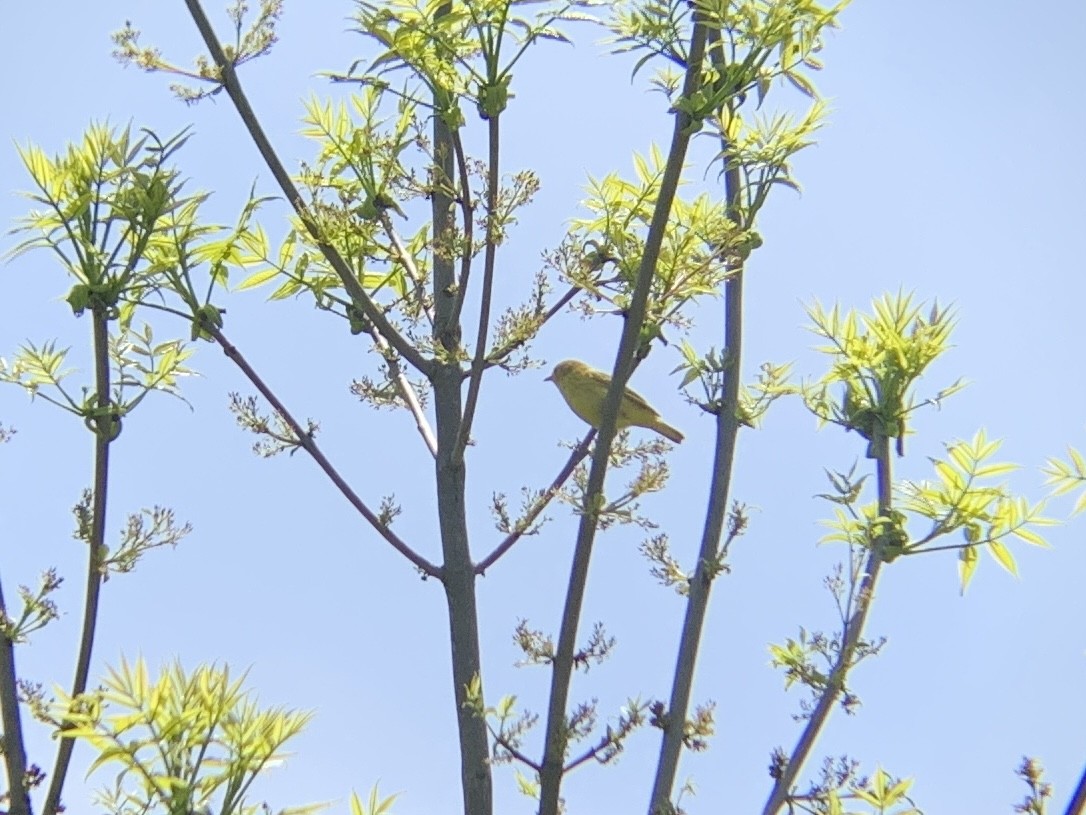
[652,420,684,444]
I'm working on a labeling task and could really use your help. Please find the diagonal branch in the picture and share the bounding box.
[489,729,542,773]
[208,324,441,578]
[379,211,436,329]
[1065,765,1086,815]
[183,0,430,376]
[648,27,744,811]
[483,283,582,372]
[760,431,891,815]
[474,431,594,575]
[363,307,438,458]
[537,20,711,815]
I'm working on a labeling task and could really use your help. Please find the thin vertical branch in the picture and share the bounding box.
[43,310,113,815]
[0,576,31,815]
[537,21,710,815]
[445,128,477,333]
[648,153,745,812]
[761,432,891,815]
[455,114,501,459]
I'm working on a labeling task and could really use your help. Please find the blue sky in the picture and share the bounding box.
[2,2,1085,814]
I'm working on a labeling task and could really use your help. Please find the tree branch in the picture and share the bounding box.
[182,0,430,375]
[489,730,542,773]
[648,169,745,815]
[426,4,493,809]
[760,432,891,815]
[483,283,582,372]
[208,324,441,578]
[363,301,438,458]
[445,127,476,333]
[0,575,31,815]
[379,212,436,329]
[474,431,594,575]
[537,21,710,815]
[455,115,502,459]
[648,26,744,813]
[1065,764,1086,815]
[43,309,113,815]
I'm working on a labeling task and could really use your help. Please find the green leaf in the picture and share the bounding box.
[973,461,1017,478]
[947,442,974,472]
[349,786,398,815]
[515,769,539,799]
[973,429,1002,460]
[933,460,963,491]
[1013,525,1052,548]
[1072,491,1086,516]
[270,277,306,301]
[236,267,281,291]
[959,545,978,593]
[886,774,914,802]
[987,540,1018,576]
[496,694,517,718]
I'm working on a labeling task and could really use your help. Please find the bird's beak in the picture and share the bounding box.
[544,373,553,382]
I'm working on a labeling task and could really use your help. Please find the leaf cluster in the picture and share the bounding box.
[898,431,1053,591]
[1044,445,1086,516]
[802,293,964,456]
[349,0,604,125]
[55,658,315,815]
[0,570,63,644]
[566,146,747,342]
[113,1,284,102]
[781,756,921,815]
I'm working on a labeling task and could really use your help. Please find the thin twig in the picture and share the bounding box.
[474,431,594,575]
[379,211,436,328]
[483,283,582,372]
[446,127,477,332]
[490,731,542,773]
[565,729,622,772]
[364,313,438,458]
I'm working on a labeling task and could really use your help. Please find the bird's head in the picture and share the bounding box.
[545,359,585,385]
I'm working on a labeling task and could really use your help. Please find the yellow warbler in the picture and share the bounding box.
[545,359,684,443]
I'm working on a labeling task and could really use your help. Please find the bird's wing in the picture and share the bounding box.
[623,385,658,414]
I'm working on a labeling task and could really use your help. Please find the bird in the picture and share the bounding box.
[544,359,684,443]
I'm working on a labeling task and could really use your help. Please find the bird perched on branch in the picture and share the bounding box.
[545,359,684,444]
